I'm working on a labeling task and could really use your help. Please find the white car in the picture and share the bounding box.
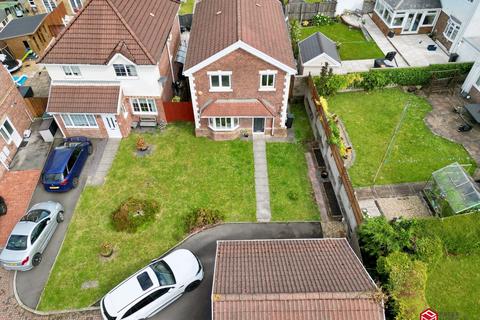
[101,249,203,320]
[0,201,64,271]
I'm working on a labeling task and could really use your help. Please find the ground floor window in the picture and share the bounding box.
[61,114,97,128]
[0,118,15,143]
[208,117,239,131]
[130,98,157,114]
[444,18,461,42]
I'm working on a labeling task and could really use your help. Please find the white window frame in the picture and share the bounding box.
[62,65,82,77]
[207,71,232,92]
[113,64,138,78]
[421,10,437,27]
[28,0,37,8]
[0,117,15,144]
[259,70,277,91]
[130,98,157,115]
[42,0,56,12]
[208,117,239,131]
[69,0,83,12]
[60,114,98,128]
[444,18,461,42]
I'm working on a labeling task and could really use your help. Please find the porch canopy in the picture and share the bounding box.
[424,162,480,217]
[47,84,121,114]
[200,99,276,118]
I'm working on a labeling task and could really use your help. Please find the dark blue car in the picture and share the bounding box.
[42,137,93,192]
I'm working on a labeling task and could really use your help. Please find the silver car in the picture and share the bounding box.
[0,201,64,271]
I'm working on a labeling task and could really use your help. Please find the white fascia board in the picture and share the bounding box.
[302,53,341,67]
[183,40,297,76]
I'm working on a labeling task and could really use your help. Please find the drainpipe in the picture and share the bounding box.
[166,34,175,83]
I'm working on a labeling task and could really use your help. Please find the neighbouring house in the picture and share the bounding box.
[25,0,85,16]
[0,65,33,178]
[462,58,480,102]
[38,0,181,139]
[299,32,341,76]
[372,0,480,62]
[212,239,385,320]
[0,3,66,60]
[183,0,297,140]
[0,0,25,29]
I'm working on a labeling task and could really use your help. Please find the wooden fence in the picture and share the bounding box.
[25,97,47,117]
[164,101,194,122]
[285,0,337,21]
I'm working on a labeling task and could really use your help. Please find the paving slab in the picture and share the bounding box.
[252,135,271,222]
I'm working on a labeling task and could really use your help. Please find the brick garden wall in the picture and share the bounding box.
[434,10,452,51]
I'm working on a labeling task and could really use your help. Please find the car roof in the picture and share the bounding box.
[10,221,37,236]
[43,147,74,174]
[104,266,160,315]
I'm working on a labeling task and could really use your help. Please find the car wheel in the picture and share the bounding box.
[32,253,42,267]
[72,177,79,188]
[87,145,93,155]
[185,280,201,292]
[56,211,64,223]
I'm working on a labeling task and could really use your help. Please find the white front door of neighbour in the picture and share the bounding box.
[0,117,22,147]
[102,115,122,138]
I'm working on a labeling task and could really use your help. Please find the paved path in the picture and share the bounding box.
[87,139,121,186]
[15,139,107,310]
[2,223,321,320]
[355,182,426,200]
[252,135,271,222]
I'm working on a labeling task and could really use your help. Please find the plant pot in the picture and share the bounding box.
[100,244,114,257]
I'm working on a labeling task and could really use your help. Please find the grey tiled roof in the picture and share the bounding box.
[299,32,341,64]
[0,14,47,40]
[384,0,442,10]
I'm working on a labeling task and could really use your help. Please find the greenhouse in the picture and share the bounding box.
[424,162,480,217]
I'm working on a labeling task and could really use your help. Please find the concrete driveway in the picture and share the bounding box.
[15,139,107,309]
[151,222,322,320]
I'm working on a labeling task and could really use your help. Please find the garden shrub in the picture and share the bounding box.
[414,235,444,265]
[311,14,335,26]
[377,251,428,320]
[289,19,301,58]
[185,208,225,232]
[111,198,159,233]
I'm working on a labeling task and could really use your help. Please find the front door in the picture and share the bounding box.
[253,118,265,133]
[101,115,122,138]
[402,12,422,34]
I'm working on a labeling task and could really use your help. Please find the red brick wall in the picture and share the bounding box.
[434,10,452,51]
[0,66,32,179]
[470,86,480,104]
[372,11,434,36]
[54,114,108,139]
[159,15,181,103]
[191,49,287,136]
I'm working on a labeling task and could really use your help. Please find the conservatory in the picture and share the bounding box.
[424,163,480,217]
[372,0,441,35]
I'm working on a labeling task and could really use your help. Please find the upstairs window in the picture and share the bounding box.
[259,71,276,91]
[444,18,461,42]
[69,0,83,12]
[42,0,56,12]
[113,64,138,77]
[208,71,232,91]
[62,65,81,77]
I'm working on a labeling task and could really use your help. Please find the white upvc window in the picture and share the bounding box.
[444,18,461,42]
[208,117,239,131]
[69,0,83,12]
[0,118,15,143]
[421,10,437,26]
[375,0,393,25]
[62,65,81,77]
[113,64,138,77]
[61,114,98,128]
[130,98,157,114]
[28,0,36,8]
[208,71,232,92]
[42,0,56,12]
[475,75,480,88]
[259,70,277,91]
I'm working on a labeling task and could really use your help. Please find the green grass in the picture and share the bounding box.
[299,23,384,60]
[179,0,195,15]
[267,104,319,221]
[38,124,256,310]
[328,89,476,186]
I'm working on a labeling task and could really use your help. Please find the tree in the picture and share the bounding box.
[289,18,301,58]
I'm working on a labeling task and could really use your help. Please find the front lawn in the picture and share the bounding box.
[38,124,256,310]
[328,89,475,186]
[299,23,384,60]
[267,104,319,221]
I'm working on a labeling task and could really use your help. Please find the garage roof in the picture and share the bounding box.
[0,14,48,41]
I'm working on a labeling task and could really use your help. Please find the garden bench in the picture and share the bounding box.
[139,116,157,127]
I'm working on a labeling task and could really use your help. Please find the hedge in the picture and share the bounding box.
[314,62,474,95]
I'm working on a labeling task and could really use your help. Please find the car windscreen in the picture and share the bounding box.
[21,209,50,223]
[6,235,28,250]
[43,173,64,182]
[150,260,176,286]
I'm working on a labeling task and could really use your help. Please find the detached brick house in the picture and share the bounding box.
[0,65,33,178]
[183,0,297,140]
[212,239,385,320]
[38,0,181,139]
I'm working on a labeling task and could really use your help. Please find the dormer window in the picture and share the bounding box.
[113,64,138,77]
[62,65,81,77]
[208,71,232,92]
[259,70,277,91]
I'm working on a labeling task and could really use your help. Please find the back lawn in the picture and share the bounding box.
[179,0,195,14]
[299,23,383,60]
[38,124,256,310]
[328,89,475,186]
[267,104,319,221]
